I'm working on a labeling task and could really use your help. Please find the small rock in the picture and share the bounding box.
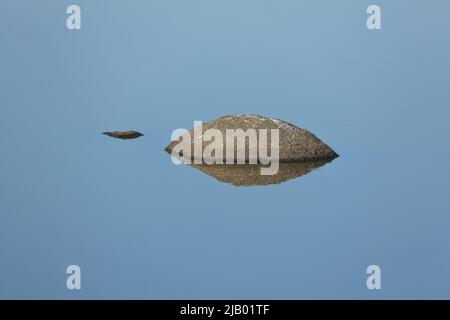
[103,131,144,140]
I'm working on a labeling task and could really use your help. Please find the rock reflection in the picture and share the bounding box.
[189,159,335,186]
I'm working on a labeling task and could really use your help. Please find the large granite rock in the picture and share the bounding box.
[165,114,338,162]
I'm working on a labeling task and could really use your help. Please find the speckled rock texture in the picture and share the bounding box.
[165,114,338,162]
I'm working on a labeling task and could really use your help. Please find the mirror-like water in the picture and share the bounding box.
[1,1,450,299]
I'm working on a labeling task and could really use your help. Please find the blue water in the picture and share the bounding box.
[1,0,450,299]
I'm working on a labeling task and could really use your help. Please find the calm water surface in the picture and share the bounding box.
[1,1,450,298]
